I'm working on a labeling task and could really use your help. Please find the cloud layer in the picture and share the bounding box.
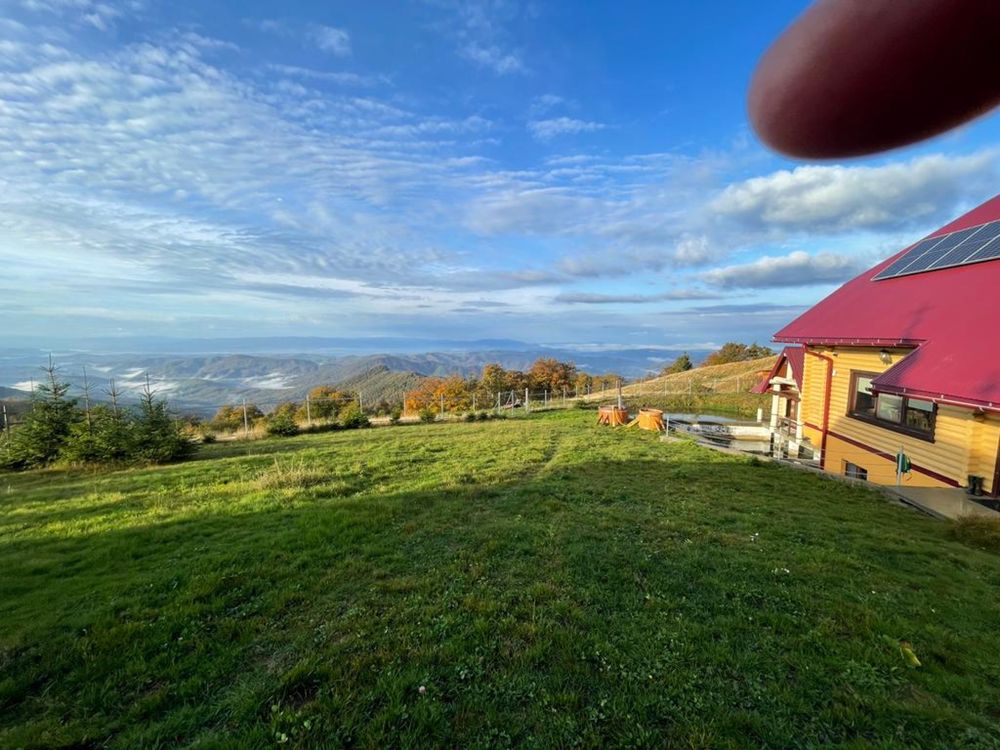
[0,0,997,348]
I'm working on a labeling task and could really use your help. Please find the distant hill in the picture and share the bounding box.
[333,366,425,407]
[0,386,29,400]
[0,346,716,415]
[582,355,778,399]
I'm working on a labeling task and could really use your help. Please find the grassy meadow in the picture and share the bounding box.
[2,411,1000,748]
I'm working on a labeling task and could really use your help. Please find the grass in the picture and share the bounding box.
[2,411,1000,749]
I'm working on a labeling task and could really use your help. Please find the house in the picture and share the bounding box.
[770,193,1000,494]
[752,346,806,458]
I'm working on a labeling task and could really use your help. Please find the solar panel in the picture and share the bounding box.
[873,219,1000,280]
[932,223,993,267]
[872,237,941,278]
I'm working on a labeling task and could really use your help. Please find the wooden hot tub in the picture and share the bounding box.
[597,405,630,426]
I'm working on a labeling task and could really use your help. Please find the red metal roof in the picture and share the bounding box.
[751,346,804,394]
[774,193,1000,410]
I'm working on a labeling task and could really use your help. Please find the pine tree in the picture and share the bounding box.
[2,358,78,469]
[132,375,193,463]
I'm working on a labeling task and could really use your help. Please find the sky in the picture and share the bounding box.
[1,0,998,352]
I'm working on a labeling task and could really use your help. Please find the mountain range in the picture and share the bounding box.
[0,342,711,416]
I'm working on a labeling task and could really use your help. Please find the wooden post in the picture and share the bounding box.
[81,365,92,429]
[524,387,529,413]
[473,394,477,412]
[2,403,8,445]
[563,386,567,407]
[242,398,250,438]
[440,394,445,415]
[496,391,501,414]
[306,395,312,426]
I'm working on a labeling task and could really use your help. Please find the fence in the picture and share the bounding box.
[0,374,769,446]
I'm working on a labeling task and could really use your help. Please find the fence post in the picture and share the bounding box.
[2,403,8,445]
[524,387,529,414]
[496,391,501,414]
[473,394,477,412]
[358,391,364,413]
[544,390,548,408]
[306,395,312,426]
[440,394,445,415]
[563,386,567,407]
[242,398,249,438]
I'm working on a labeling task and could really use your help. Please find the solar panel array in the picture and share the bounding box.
[873,219,1000,280]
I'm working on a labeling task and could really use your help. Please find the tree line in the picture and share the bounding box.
[403,358,625,416]
[1,361,192,471]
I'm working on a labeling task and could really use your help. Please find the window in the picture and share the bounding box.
[848,371,936,440]
[905,398,935,433]
[844,462,868,481]
[852,374,876,417]
[875,393,903,423]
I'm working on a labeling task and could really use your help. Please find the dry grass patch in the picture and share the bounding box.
[250,457,328,491]
[951,513,1000,552]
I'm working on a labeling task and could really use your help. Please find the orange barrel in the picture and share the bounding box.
[597,405,630,426]
[637,408,665,431]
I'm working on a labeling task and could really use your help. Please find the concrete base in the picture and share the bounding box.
[882,486,1000,521]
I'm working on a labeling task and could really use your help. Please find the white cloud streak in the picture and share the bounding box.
[714,152,999,233]
[702,251,868,289]
[528,117,606,140]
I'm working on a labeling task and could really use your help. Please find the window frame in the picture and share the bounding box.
[847,370,936,442]
[844,461,868,481]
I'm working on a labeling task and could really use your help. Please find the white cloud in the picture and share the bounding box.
[713,151,999,233]
[266,64,387,87]
[16,0,136,31]
[528,117,606,140]
[554,290,721,304]
[459,42,525,75]
[310,25,351,56]
[702,251,868,289]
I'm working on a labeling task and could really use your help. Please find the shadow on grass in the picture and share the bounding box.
[3,447,1000,749]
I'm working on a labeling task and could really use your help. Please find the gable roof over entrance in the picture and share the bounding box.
[774,194,1000,410]
[751,346,803,394]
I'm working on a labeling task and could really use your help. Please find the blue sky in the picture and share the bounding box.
[1,0,998,351]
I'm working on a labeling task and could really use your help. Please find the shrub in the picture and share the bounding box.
[209,403,263,434]
[418,407,436,424]
[201,432,217,444]
[339,403,370,429]
[389,406,403,425]
[476,412,490,421]
[464,412,478,422]
[266,412,299,437]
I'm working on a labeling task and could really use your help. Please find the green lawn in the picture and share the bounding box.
[2,411,999,749]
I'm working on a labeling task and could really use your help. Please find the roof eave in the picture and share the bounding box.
[872,382,1000,414]
[773,335,924,347]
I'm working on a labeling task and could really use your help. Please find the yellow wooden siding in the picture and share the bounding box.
[801,346,998,489]
[799,350,827,434]
[968,414,1000,493]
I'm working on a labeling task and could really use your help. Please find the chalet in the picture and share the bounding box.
[769,194,1000,494]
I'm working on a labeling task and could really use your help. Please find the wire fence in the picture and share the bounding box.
[0,373,772,447]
